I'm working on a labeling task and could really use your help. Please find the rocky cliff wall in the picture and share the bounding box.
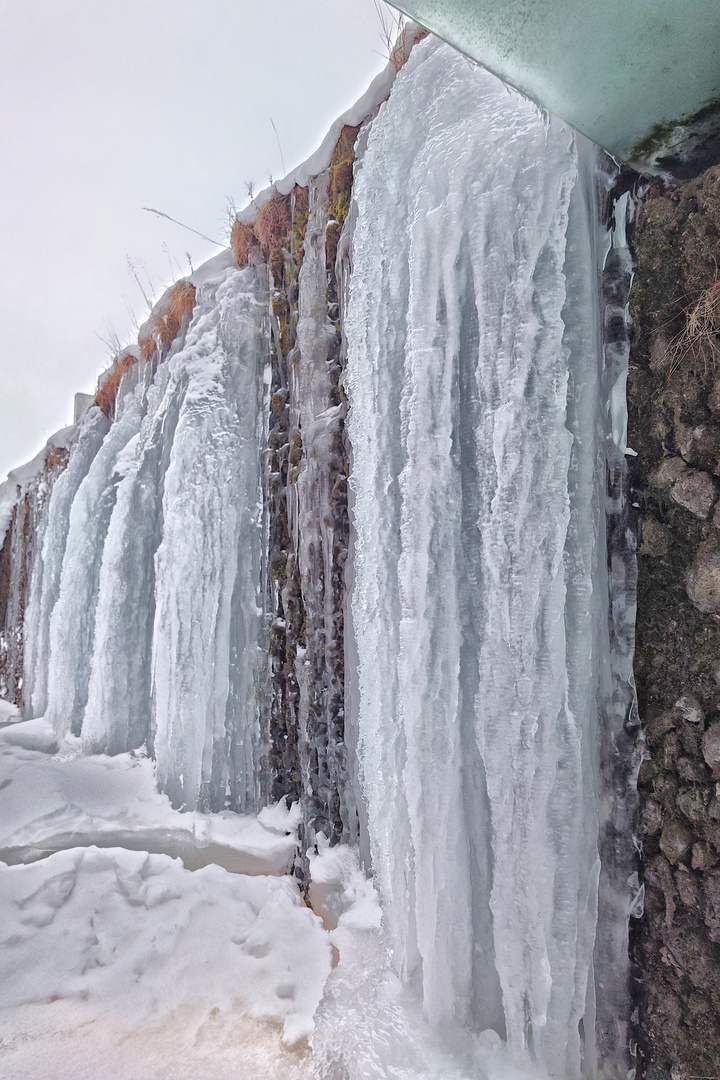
[628,164,720,1080]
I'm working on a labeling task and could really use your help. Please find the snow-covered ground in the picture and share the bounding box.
[0,721,542,1080]
[0,721,330,1077]
[0,725,298,873]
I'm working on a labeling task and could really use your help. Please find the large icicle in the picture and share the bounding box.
[23,410,109,719]
[24,265,266,812]
[346,38,608,1076]
[151,266,266,811]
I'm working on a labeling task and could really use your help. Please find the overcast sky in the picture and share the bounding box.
[0,0,398,481]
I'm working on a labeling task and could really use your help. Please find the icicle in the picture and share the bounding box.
[346,37,609,1076]
[151,266,266,811]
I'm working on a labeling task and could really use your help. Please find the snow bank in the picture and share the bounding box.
[0,1001,315,1080]
[0,846,331,1047]
[0,731,299,875]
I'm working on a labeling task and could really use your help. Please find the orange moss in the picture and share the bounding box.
[231,219,257,267]
[137,280,196,361]
[95,352,137,418]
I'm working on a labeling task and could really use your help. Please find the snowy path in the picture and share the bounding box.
[0,722,329,1077]
[0,724,511,1080]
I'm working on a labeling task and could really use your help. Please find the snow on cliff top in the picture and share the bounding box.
[1,22,425,530]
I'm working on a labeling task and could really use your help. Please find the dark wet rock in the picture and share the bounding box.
[643,798,664,836]
[676,786,707,823]
[651,456,687,488]
[687,546,720,614]
[660,820,692,864]
[639,516,669,557]
[644,709,677,744]
[671,469,716,518]
[675,865,699,907]
[692,842,717,871]
[628,162,720,1080]
[674,694,703,724]
[701,722,720,776]
[708,379,720,416]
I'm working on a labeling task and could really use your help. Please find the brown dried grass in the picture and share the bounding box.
[665,278,720,378]
[137,280,196,361]
[45,445,69,471]
[231,220,257,267]
[95,352,137,418]
[254,191,293,282]
[291,185,309,269]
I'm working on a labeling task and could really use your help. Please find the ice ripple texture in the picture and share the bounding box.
[25,266,266,812]
[345,39,607,1077]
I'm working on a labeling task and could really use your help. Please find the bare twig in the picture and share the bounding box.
[126,256,153,311]
[269,117,286,177]
[142,207,224,247]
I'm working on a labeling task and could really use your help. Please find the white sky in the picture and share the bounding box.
[0,0,399,481]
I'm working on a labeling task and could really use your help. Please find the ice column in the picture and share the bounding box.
[26,266,266,812]
[346,38,608,1076]
[152,268,266,811]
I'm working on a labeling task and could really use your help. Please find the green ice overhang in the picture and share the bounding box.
[391,0,720,177]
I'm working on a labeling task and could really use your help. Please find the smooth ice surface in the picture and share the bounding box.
[391,0,720,158]
[346,39,607,1076]
[24,264,267,811]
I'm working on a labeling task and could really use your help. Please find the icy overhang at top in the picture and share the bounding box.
[390,0,720,177]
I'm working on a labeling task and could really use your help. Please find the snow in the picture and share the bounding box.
[0,725,297,875]
[0,423,81,542]
[0,732,328,1076]
[0,735,546,1079]
[0,700,20,723]
[0,848,331,1043]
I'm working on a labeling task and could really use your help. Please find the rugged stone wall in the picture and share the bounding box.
[628,165,720,1079]
[242,132,360,858]
[0,448,70,706]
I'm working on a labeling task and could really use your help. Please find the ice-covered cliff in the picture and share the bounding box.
[0,32,641,1079]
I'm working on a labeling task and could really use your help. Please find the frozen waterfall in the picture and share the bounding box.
[24,265,267,812]
[345,39,612,1077]
[1,32,636,1080]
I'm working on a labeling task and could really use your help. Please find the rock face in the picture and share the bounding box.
[628,164,720,1080]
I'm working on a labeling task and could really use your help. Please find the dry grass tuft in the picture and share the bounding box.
[665,278,720,377]
[326,125,360,272]
[95,352,137,418]
[254,191,293,282]
[231,220,258,267]
[137,280,196,361]
[390,23,428,70]
[291,185,310,269]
